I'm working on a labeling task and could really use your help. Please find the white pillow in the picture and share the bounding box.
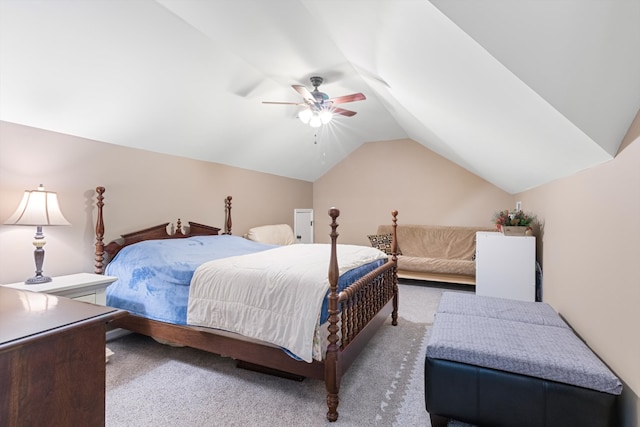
[246,224,295,245]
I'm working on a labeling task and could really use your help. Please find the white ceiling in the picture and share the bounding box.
[1,0,638,194]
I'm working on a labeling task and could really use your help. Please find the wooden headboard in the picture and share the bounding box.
[94,186,233,274]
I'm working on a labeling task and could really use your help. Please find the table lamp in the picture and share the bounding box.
[4,185,70,284]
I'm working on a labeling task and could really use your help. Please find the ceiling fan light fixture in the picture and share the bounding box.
[298,107,312,124]
[309,113,322,128]
[319,109,333,124]
[264,76,364,127]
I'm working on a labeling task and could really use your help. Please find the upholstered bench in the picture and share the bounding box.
[425,292,622,427]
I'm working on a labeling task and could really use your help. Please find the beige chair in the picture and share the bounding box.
[245,224,295,245]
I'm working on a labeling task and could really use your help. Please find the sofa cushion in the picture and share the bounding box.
[367,233,402,255]
[397,256,475,276]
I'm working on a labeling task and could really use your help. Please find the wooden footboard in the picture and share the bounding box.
[95,187,398,422]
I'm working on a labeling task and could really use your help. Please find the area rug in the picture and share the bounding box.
[106,317,430,426]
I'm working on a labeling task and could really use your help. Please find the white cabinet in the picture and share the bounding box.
[475,232,536,302]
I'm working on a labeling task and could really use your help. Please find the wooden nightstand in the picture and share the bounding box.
[3,273,120,362]
[2,273,117,304]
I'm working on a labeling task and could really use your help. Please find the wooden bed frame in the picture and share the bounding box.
[93,186,399,422]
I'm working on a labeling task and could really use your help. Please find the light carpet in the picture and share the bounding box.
[105,282,471,426]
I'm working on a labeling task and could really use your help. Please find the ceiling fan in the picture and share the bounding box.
[262,76,366,127]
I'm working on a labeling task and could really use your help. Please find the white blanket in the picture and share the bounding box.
[187,244,387,362]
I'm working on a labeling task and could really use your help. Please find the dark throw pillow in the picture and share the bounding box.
[367,233,402,255]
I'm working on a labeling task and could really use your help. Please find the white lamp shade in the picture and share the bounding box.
[298,108,313,124]
[309,113,322,128]
[319,109,333,124]
[4,186,70,226]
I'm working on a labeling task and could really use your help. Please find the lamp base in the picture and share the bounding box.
[27,231,51,285]
[25,275,52,285]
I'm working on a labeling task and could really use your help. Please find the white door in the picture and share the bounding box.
[294,209,313,243]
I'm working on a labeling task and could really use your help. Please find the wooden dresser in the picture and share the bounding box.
[0,286,125,426]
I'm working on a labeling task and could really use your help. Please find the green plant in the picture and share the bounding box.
[493,209,536,228]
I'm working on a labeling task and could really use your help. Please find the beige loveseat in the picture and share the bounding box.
[374,224,495,285]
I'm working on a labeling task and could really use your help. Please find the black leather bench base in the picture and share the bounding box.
[425,357,617,427]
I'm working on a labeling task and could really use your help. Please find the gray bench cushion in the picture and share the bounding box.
[426,312,622,395]
[437,292,568,328]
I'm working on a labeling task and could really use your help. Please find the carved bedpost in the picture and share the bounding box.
[224,196,232,235]
[325,207,340,422]
[391,210,399,326]
[95,187,105,274]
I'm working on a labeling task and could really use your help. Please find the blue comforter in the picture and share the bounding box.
[106,235,384,326]
[106,235,278,324]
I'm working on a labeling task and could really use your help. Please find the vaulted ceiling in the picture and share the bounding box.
[1,1,638,194]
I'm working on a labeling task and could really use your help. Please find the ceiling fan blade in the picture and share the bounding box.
[292,84,316,105]
[262,101,304,105]
[328,92,366,105]
[333,107,357,117]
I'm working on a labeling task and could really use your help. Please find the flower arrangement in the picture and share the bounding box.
[493,209,536,229]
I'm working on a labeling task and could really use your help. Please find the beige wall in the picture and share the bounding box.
[517,113,640,426]
[313,138,513,245]
[0,121,312,284]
